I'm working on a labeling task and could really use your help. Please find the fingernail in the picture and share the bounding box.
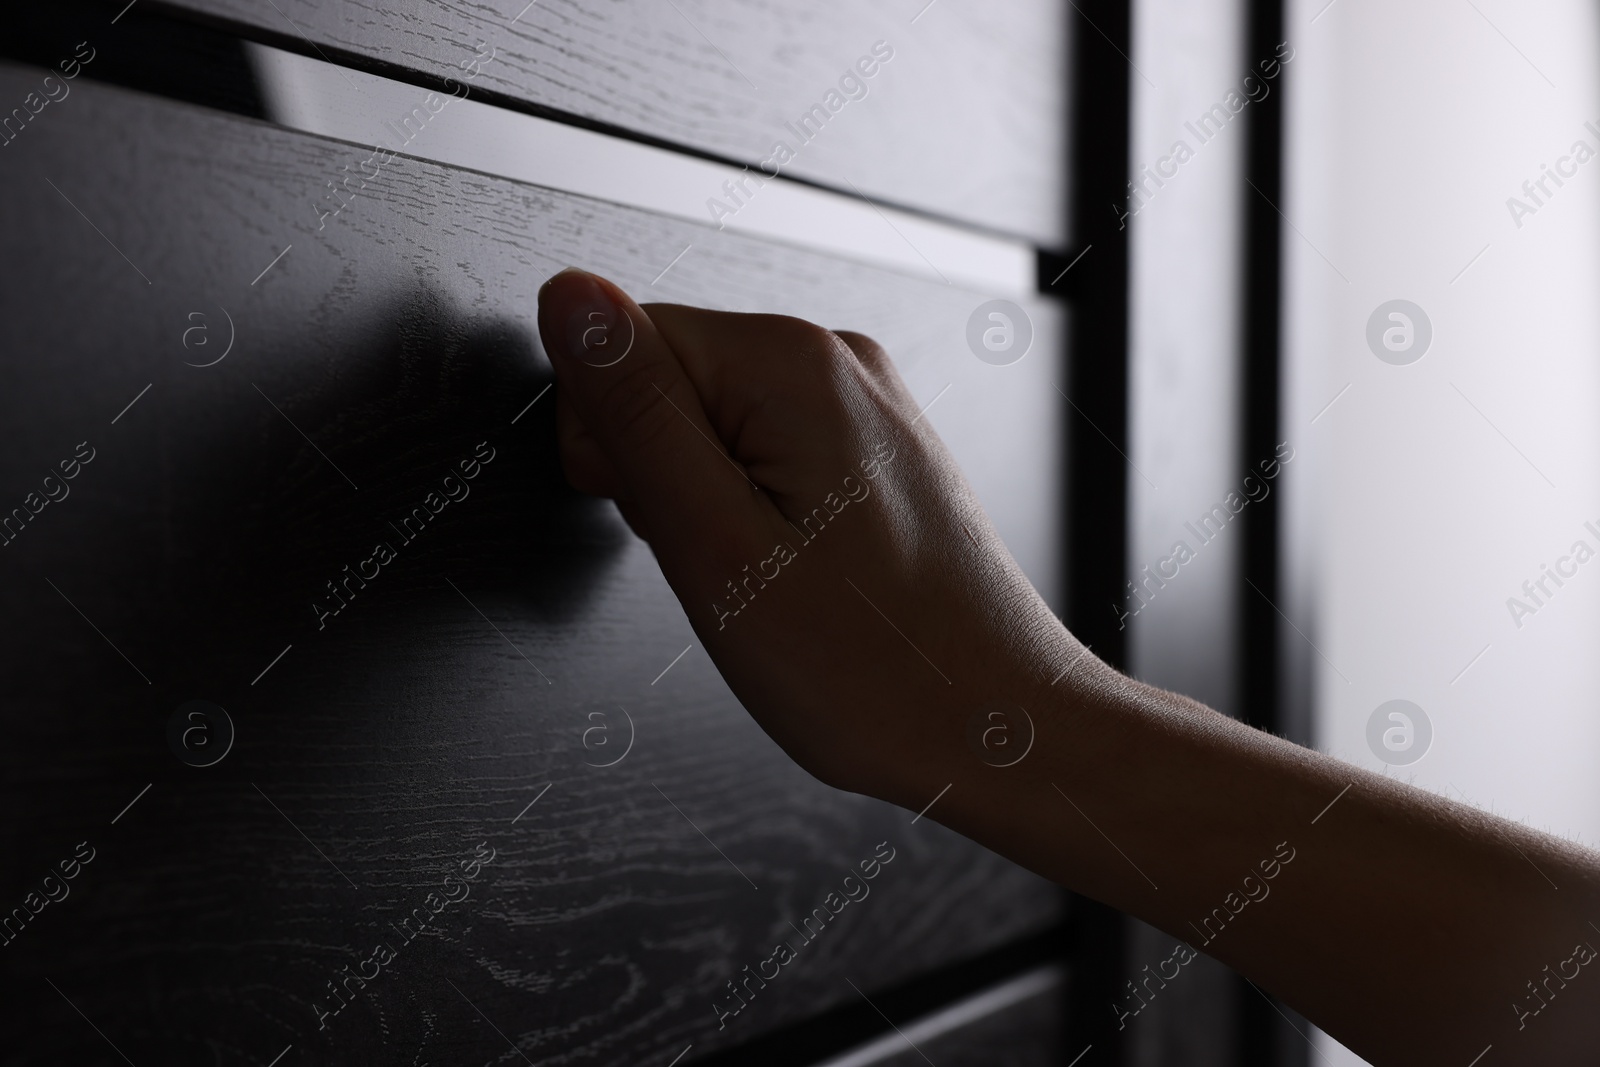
[538,266,586,299]
[541,269,635,368]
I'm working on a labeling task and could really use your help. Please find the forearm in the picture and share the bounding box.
[908,628,1600,1064]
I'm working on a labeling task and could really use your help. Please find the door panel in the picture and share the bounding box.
[147,0,1070,246]
[0,66,1065,1065]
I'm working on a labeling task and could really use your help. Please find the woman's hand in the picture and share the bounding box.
[536,267,1088,806]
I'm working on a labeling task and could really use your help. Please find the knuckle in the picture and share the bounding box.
[834,329,887,361]
[752,315,861,397]
[758,314,849,360]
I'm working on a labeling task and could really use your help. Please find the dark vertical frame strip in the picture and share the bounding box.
[1241,0,1284,743]
[1060,0,1131,1063]
[1238,0,1307,1065]
[1063,0,1131,753]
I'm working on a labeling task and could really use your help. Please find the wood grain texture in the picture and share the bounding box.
[0,68,1067,1065]
[149,0,1069,246]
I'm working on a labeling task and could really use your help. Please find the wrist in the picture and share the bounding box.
[864,609,1107,813]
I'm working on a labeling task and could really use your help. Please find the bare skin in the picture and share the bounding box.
[536,267,1600,1066]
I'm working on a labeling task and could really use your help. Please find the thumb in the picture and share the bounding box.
[536,268,772,574]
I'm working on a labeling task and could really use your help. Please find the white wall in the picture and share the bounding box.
[1281,2,1600,1062]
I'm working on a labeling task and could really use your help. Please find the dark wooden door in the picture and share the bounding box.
[0,2,1076,1063]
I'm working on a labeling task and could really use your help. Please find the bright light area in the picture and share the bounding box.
[1283,1,1600,1062]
